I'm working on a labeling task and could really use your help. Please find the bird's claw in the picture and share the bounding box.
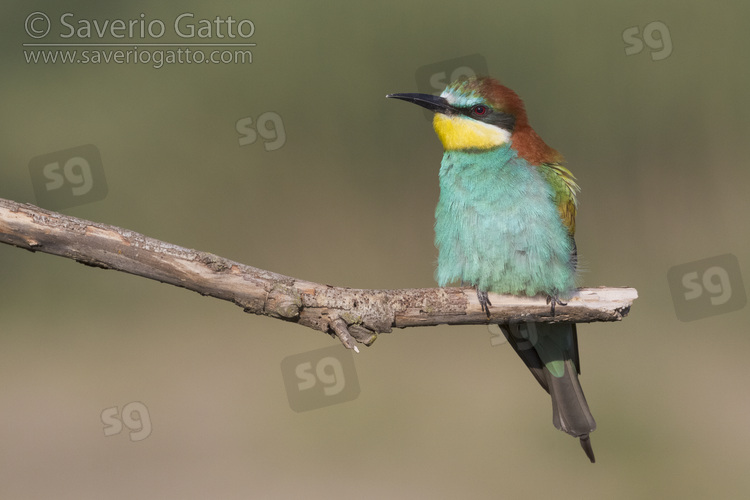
[477,289,492,318]
[546,294,567,316]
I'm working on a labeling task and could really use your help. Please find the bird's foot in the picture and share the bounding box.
[546,294,567,316]
[477,289,492,319]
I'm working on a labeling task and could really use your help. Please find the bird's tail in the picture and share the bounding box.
[502,322,597,462]
[546,355,597,462]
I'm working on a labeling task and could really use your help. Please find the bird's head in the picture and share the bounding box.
[388,77,559,164]
[387,76,528,151]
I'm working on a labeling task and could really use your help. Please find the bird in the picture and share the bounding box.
[387,76,597,462]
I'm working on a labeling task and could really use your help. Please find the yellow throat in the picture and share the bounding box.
[432,113,511,151]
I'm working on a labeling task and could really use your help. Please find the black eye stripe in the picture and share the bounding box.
[455,105,516,132]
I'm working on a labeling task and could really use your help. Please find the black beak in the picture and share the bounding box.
[386,93,454,115]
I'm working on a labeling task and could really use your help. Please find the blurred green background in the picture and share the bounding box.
[2,0,749,498]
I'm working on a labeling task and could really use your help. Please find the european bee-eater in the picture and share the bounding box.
[387,76,597,462]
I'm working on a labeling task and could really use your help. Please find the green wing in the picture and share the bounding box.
[538,162,579,236]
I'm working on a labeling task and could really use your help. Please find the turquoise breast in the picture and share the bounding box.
[434,146,576,297]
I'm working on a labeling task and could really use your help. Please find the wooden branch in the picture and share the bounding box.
[0,198,637,350]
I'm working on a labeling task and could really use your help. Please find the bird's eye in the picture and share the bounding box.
[471,105,488,116]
